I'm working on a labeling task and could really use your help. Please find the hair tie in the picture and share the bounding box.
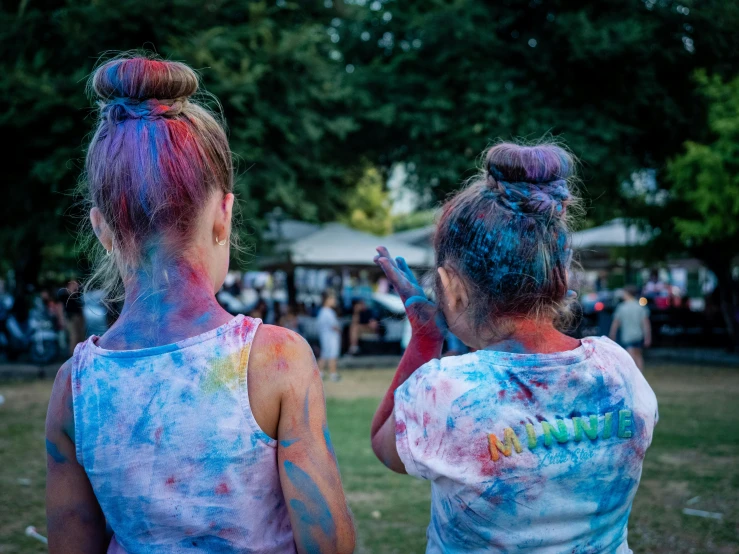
[100,96,187,123]
[484,173,570,217]
[487,163,506,182]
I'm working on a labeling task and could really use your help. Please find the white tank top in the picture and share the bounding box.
[71,315,296,553]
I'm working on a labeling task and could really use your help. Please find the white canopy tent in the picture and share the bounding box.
[572,219,652,249]
[287,223,434,267]
[390,224,435,247]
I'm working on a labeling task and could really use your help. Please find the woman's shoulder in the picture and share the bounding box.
[249,324,319,388]
[250,324,313,366]
[248,325,317,401]
[247,324,320,439]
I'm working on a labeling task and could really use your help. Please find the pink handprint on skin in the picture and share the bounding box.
[373,246,446,344]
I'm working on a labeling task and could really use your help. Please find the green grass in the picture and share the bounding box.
[1,364,738,553]
[327,397,430,554]
[0,381,50,554]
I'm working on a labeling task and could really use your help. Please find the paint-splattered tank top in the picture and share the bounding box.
[71,315,296,553]
[394,336,658,553]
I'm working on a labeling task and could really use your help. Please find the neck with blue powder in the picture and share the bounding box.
[99,244,233,350]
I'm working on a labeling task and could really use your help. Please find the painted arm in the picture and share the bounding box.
[45,361,108,553]
[275,334,355,554]
[370,247,445,473]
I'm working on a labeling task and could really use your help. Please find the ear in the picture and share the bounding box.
[90,207,114,253]
[437,266,469,312]
[213,192,235,243]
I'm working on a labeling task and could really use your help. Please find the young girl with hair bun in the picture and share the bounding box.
[44,55,354,553]
[371,142,658,553]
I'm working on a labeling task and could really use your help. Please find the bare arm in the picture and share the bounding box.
[609,315,620,341]
[45,361,108,553]
[252,326,355,554]
[642,314,652,348]
[370,248,445,473]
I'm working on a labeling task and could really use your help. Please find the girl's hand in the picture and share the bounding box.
[373,246,446,343]
[370,248,446,473]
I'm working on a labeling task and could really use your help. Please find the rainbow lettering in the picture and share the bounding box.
[488,410,633,461]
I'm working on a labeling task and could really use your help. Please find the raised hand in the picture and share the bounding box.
[370,247,446,466]
[374,246,446,342]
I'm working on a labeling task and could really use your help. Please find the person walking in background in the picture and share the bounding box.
[317,292,342,382]
[610,285,652,371]
[370,142,658,553]
[348,299,378,355]
[44,55,354,553]
[57,279,86,356]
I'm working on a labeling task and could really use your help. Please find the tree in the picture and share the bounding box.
[0,0,363,294]
[340,166,392,235]
[334,0,739,221]
[666,71,739,347]
[3,0,739,304]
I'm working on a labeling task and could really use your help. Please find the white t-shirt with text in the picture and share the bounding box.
[394,336,658,553]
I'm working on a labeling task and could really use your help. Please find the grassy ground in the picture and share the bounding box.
[0,364,737,553]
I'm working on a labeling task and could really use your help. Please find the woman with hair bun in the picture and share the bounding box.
[44,55,354,553]
[370,142,658,553]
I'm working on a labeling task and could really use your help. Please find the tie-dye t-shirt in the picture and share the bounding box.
[394,336,658,553]
[71,315,296,553]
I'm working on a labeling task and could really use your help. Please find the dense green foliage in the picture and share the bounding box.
[1,0,738,290]
[0,0,362,279]
[339,0,739,217]
[666,71,739,344]
[340,167,393,235]
[668,72,739,248]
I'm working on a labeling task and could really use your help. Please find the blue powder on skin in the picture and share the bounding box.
[322,423,336,459]
[284,460,336,549]
[46,439,66,463]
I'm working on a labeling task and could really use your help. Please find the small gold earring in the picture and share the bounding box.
[215,236,228,246]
